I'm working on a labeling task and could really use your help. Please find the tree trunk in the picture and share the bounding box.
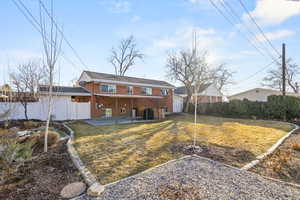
[44,73,53,153]
[184,94,192,113]
[24,103,28,120]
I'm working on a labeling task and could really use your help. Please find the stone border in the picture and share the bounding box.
[63,123,105,196]
[241,122,299,171]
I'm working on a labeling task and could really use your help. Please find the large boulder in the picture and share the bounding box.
[60,182,86,199]
[87,183,105,197]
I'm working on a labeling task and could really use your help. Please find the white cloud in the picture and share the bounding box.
[152,26,219,50]
[130,15,141,23]
[99,0,131,13]
[147,25,224,65]
[244,0,300,26]
[256,29,295,42]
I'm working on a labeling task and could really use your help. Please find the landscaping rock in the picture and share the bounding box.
[60,182,86,199]
[183,144,202,154]
[17,130,31,137]
[9,127,19,134]
[87,183,105,197]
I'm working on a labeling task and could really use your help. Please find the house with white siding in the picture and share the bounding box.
[174,83,226,103]
[229,88,300,102]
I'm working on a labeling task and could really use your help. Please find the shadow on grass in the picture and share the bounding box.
[169,113,292,132]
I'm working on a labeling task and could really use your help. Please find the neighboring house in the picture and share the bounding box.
[229,88,300,102]
[0,91,37,102]
[174,83,225,103]
[78,71,174,120]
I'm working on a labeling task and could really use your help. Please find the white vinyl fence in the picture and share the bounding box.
[0,96,90,121]
[173,95,184,113]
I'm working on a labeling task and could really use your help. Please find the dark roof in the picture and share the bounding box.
[39,86,90,94]
[174,83,211,95]
[83,71,174,88]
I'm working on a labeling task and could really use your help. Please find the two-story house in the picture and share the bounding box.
[78,71,174,120]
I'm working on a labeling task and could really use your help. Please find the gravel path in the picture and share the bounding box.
[75,155,300,200]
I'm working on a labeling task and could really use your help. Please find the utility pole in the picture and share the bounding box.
[282,43,286,96]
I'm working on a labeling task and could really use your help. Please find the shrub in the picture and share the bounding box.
[292,144,300,151]
[193,95,300,121]
[30,130,60,149]
[0,132,33,184]
[264,149,292,173]
[23,121,40,129]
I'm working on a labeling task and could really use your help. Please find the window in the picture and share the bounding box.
[121,107,126,113]
[128,86,133,94]
[141,87,152,95]
[101,84,116,93]
[161,89,169,96]
[71,96,76,102]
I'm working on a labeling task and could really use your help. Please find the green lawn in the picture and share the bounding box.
[70,114,293,184]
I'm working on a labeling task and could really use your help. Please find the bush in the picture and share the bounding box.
[23,121,40,129]
[30,130,60,149]
[193,95,300,121]
[292,144,300,151]
[0,132,33,184]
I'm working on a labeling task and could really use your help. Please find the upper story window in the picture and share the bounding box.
[128,86,133,94]
[161,89,169,96]
[101,84,116,93]
[141,87,152,95]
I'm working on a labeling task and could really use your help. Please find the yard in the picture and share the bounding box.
[71,113,294,185]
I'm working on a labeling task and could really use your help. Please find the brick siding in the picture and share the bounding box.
[83,82,173,118]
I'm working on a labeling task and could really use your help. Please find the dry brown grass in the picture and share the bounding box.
[71,114,293,184]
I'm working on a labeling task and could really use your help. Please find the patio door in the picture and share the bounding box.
[105,108,112,118]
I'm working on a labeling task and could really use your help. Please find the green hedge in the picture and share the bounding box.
[192,95,300,121]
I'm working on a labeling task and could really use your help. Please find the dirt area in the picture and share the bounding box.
[251,131,300,185]
[71,113,293,184]
[0,140,83,200]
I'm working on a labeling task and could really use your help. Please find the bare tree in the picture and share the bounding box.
[166,50,214,112]
[213,63,235,91]
[10,61,45,120]
[39,0,62,152]
[0,84,15,128]
[262,58,300,93]
[109,35,144,76]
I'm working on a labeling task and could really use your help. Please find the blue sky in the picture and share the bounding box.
[1,0,300,95]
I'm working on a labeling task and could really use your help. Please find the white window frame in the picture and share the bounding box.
[161,88,169,96]
[128,86,133,95]
[141,87,152,95]
[101,84,116,93]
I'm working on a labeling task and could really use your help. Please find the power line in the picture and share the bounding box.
[236,0,281,57]
[233,58,279,86]
[11,0,83,72]
[207,0,274,62]
[218,0,279,62]
[38,0,90,70]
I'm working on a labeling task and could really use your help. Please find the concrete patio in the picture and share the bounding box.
[84,117,157,126]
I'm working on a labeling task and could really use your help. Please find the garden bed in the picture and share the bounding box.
[0,140,83,200]
[251,130,300,185]
[71,113,293,184]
